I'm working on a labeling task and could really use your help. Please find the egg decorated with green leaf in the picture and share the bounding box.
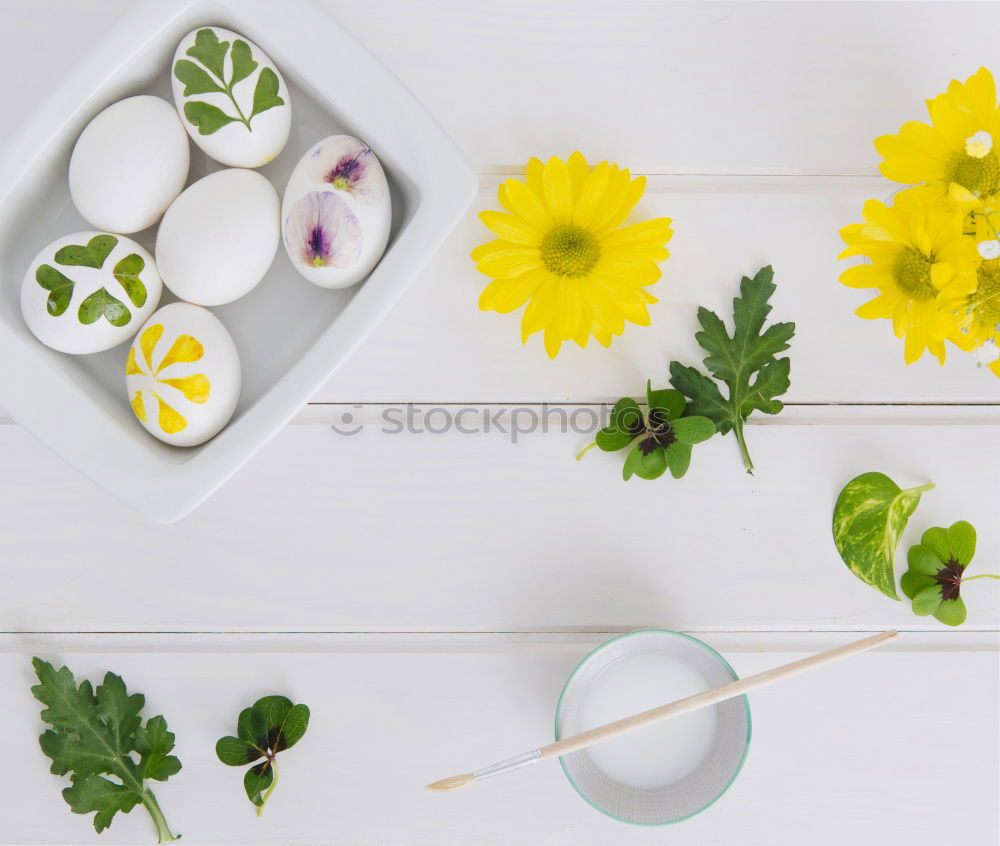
[171,27,291,168]
[126,302,241,447]
[20,232,162,354]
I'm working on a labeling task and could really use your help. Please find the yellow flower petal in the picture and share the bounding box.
[155,394,187,434]
[475,248,541,278]
[479,210,543,245]
[572,162,611,229]
[160,374,211,404]
[504,177,552,231]
[140,324,163,371]
[125,346,143,376]
[599,217,673,249]
[593,175,646,237]
[542,156,573,224]
[156,334,204,375]
[130,390,147,422]
[479,269,546,313]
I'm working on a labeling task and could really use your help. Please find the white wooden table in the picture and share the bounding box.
[1,2,998,844]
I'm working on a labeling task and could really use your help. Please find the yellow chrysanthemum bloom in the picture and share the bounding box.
[951,256,1000,375]
[839,187,979,365]
[471,152,673,358]
[875,68,1000,210]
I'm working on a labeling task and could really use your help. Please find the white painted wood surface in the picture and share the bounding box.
[0,1,997,844]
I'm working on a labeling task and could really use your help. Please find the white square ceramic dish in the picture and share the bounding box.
[0,0,477,522]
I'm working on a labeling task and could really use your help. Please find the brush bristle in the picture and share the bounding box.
[426,773,475,792]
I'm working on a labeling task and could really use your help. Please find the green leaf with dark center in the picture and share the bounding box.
[216,735,263,766]
[832,472,933,600]
[230,39,258,85]
[665,441,693,478]
[173,59,226,95]
[595,397,643,452]
[934,596,967,627]
[250,67,284,118]
[35,265,75,316]
[623,441,667,480]
[219,694,310,813]
[186,28,229,80]
[646,382,685,420]
[113,253,147,307]
[244,761,273,807]
[183,101,238,135]
[54,234,117,269]
[671,415,716,445]
[78,287,130,327]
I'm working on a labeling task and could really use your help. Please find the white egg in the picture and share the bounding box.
[21,232,162,354]
[126,302,241,447]
[171,26,291,168]
[155,168,279,306]
[69,96,189,234]
[281,135,392,289]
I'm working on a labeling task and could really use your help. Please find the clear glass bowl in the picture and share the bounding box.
[554,630,751,825]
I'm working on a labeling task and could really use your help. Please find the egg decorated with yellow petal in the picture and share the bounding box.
[125,302,241,447]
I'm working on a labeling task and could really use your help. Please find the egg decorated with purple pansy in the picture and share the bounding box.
[281,135,391,289]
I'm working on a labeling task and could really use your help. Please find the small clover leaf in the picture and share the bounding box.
[55,235,117,269]
[78,288,130,327]
[113,253,147,307]
[902,520,998,627]
[35,265,75,316]
[216,695,310,815]
[578,381,715,480]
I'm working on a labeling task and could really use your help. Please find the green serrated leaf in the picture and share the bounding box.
[832,472,933,600]
[78,287,130,327]
[230,39,258,85]
[135,715,181,781]
[669,266,794,472]
[183,100,238,135]
[173,58,226,95]
[31,658,180,841]
[54,234,117,269]
[244,761,273,807]
[113,253,147,307]
[671,415,716,445]
[186,28,229,80]
[217,735,262,766]
[35,265,75,316]
[250,67,284,118]
[63,775,141,834]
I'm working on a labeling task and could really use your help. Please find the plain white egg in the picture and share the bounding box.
[171,26,291,168]
[281,135,392,289]
[21,231,162,354]
[126,302,241,447]
[69,95,189,234]
[155,168,280,306]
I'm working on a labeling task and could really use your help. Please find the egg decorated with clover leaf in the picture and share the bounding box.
[20,232,162,354]
[171,27,291,168]
[281,134,392,289]
[126,302,241,447]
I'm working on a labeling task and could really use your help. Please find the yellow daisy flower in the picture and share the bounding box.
[951,257,1000,376]
[471,152,673,358]
[874,67,1000,209]
[839,187,979,365]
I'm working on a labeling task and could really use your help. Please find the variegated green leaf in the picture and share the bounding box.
[832,472,933,600]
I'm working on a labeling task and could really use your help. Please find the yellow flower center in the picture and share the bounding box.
[540,225,600,277]
[893,247,937,300]
[947,150,1000,197]
[972,261,1000,331]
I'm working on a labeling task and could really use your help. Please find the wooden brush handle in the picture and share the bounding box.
[541,630,898,760]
